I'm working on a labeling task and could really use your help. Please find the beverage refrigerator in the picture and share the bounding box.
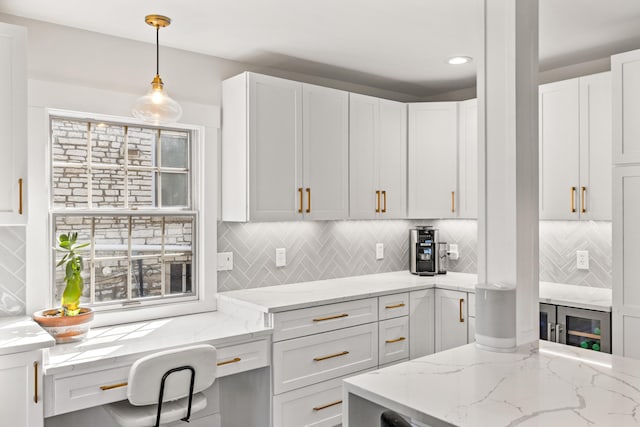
[539,303,611,353]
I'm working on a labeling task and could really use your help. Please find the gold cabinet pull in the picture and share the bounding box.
[313,313,348,322]
[451,191,455,213]
[100,382,128,391]
[385,336,406,344]
[375,190,380,213]
[581,186,586,213]
[313,350,349,362]
[217,357,242,367]
[313,400,343,411]
[306,188,311,213]
[298,188,303,213]
[570,186,576,213]
[33,361,38,404]
[459,298,465,323]
[19,178,23,215]
[381,190,387,213]
[385,303,405,309]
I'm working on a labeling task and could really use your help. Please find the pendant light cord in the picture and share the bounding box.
[156,25,160,76]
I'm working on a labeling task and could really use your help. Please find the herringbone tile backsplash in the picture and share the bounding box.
[217,219,612,291]
[0,227,26,316]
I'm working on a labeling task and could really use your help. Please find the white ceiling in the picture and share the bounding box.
[2,0,640,97]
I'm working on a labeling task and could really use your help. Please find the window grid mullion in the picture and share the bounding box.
[127,216,132,301]
[90,217,96,304]
[87,122,93,209]
[161,216,166,298]
[124,126,129,210]
[157,129,162,208]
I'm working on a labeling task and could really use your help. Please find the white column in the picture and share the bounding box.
[477,0,539,347]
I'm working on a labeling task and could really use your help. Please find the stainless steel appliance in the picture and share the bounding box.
[410,227,439,276]
[540,303,611,353]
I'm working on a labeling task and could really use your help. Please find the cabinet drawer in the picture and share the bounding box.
[273,323,378,394]
[379,316,410,365]
[52,365,130,416]
[216,339,269,377]
[468,292,476,317]
[379,293,409,320]
[273,375,347,427]
[273,298,378,342]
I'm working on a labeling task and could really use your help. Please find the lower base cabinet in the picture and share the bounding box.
[0,350,43,427]
[435,289,469,352]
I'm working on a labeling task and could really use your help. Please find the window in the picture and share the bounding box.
[50,116,199,311]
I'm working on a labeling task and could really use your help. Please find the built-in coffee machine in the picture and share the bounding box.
[409,226,447,276]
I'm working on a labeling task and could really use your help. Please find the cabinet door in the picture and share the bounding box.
[248,73,302,221]
[539,79,580,220]
[349,93,379,219]
[0,23,27,225]
[378,99,407,219]
[579,73,612,220]
[612,49,640,164]
[434,289,468,352]
[457,99,478,219]
[613,166,640,358]
[409,289,435,358]
[408,102,458,219]
[0,351,43,427]
[302,84,349,220]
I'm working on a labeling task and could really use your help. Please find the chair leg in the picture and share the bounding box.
[155,365,196,427]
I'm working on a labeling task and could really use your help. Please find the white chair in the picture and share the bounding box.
[106,344,217,427]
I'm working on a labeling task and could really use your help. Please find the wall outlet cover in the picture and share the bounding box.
[276,248,286,267]
[376,243,384,260]
[217,252,233,271]
[576,250,589,270]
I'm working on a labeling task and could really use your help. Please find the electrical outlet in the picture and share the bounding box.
[276,248,286,267]
[376,243,384,260]
[576,250,589,270]
[217,252,233,271]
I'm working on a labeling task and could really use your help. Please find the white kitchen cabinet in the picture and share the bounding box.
[0,22,27,225]
[408,102,458,219]
[409,289,435,359]
[434,289,468,352]
[379,316,409,365]
[349,93,407,219]
[539,73,611,220]
[612,49,640,164]
[0,350,43,427]
[457,99,478,219]
[221,73,348,221]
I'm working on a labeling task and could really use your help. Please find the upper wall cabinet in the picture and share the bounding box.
[539,72,611,220]
[222,73,348,221]
[0,23,27,225]
[613,49,640,165]
[457,99,478,219]
[349,93,407,219]
[408,102,458,219]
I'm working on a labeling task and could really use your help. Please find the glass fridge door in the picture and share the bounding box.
[539,303,557,342]
[557,306,611,353]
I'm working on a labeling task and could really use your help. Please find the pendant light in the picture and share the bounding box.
[132,14,183,124]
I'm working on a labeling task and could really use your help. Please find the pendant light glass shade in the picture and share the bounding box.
[132,15,182,124]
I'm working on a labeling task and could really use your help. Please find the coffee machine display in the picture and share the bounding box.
[410,226,438,276]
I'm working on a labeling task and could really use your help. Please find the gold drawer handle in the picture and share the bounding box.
[451,191,455,213]
[313,400,343,411]
[581,186,586,213]
[570,186,576,213]
[306,188,311,213]
[381,190,387,213]
[298,188,303,213]
[100,382,128,391]
[385,303,405,309]
[19,178,23,215]
[217,357,242,367]
[375,190,381,213]
[459,298,465,323]
[385,336,406,344]
[313,350,349,362]
[33,361,38,403]
[313,313,348,322]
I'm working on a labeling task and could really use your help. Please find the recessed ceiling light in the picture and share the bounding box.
[448,56,473,65]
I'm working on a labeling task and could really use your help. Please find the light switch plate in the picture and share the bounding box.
[276,248,286,267]
[576,250,589,270]
[376,243,384,260]
[217,252,233,271]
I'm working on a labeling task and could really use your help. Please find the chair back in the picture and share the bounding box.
[127,344,217,406]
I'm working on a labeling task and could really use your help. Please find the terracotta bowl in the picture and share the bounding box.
[32,307,94,344]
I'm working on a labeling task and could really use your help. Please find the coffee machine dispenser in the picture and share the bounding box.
[410,226,439,276]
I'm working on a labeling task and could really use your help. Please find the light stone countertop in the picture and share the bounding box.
[44,311,272,375]
[343,340,640,427]
[0,316,55,356]
[218,271,612,313]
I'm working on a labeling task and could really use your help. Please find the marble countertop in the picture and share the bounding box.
[44,311,272,375]
[0,316,55,356]
[344,340,640,427]
[219,271,612,313]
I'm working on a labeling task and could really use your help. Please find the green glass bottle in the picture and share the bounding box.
[580,340,589,349]
[592,342,600,352]
[594,327,601,336]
